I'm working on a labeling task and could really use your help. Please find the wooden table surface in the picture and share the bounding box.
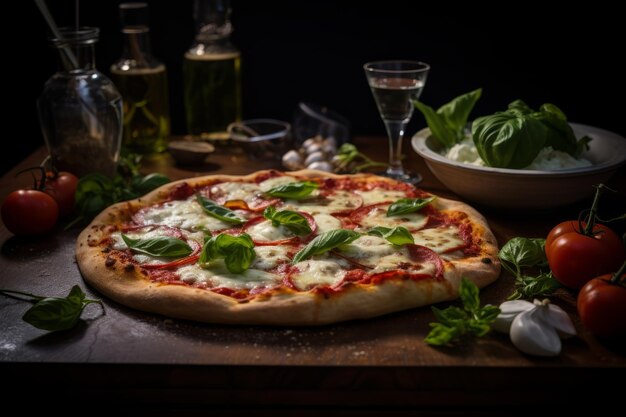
[1,137,625,415]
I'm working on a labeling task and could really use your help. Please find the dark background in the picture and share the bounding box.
[4,0,624,174]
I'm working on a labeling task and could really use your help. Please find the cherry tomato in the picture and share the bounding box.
[1,190,59,235]
[41,171,78,217]
[545,222,625,289]
[578,275,626,338]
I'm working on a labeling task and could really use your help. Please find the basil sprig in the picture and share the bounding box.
[387,197,436,217]
[498,237,560,300]
[196,195,244,224]
[292,229,360,263]
[367,226,414,246]
[265,181,318,200]
[263,206,312,236]
[0,285,104,332]
[200,233,256,274]
[122,234,192,258]
[425,278,500,346]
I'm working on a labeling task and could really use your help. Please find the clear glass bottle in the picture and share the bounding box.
[38,27,123,177]
[110,2,170,154]
[183,0,242,142]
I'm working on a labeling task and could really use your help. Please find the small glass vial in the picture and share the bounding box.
[111,2,170,154]
[38,27,122,177]
[183,0,242,142]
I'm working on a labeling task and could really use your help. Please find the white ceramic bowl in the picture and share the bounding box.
[411,123,626,210]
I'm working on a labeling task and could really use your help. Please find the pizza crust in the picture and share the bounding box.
[76,170,501,325]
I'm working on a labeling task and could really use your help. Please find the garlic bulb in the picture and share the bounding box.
[495,299,575,357]
[307,161,333,172]
[282,150,303,170]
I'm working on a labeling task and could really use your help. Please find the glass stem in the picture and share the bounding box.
[383,120,407,177]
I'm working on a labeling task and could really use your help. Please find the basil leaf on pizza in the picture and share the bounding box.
[293,229,360,263]
[367,226,414,246]
[121,234,193,258]
[199,233,256,274]
[263,206,312,236]
[196,195,244,224]
[265,181,318,200]
[387,197,436,217]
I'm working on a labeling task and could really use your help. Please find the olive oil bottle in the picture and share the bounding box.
[183,0,242,142]
[110,3,170,154]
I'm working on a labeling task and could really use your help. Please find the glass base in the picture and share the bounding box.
[376,170,423,185]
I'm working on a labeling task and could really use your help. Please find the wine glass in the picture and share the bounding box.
[364,60,430,184]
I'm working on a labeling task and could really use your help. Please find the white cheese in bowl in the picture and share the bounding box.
[442,138,592,170]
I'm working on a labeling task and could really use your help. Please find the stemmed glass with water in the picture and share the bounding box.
[364,60,430,184]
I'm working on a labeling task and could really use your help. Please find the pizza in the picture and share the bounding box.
[76,170,500,325]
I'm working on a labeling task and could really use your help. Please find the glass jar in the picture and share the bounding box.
[110,3,170,155]
[183,0,242,143]
[38,27,123,177]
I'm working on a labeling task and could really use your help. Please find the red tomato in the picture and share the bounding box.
[578,275,626,338]
[1,190,59,235]
[546,222,625,289]
[41,171,78,217]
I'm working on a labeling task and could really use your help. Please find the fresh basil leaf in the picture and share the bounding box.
[263,206,312,236]
[199,233,256,274]
[425,278,500,346]
[131,173,170,195]
[508,272,561,300]
[436,88,482,141]
[367,226,414,246]
[265,181,319,200]
[121,234,192,258]
[66,285,86,306]
[459,277,480,313]
[414,100,458,149]
[498,237,547,276]
[22,297,84,331]
[196,195,244,224]
[387,197,435,217]
[292,229,360,263]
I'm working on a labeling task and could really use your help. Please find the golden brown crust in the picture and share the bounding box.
[76,169,501,325]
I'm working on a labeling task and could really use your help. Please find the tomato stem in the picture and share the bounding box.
[583,184,605,236]
[610,259,626,284]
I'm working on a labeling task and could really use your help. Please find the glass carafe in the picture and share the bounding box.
[38,27,123,177]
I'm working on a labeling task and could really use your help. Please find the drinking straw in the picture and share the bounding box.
[34,0,78,69]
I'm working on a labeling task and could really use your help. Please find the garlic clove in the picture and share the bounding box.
[282,150,303,170]
[302,138,318,149]
[510,308,562,357]
[307,161,333,172]
[305,143,324,155]
[492,300,535,333]
[544,303,576,339]
[304,151,325,166]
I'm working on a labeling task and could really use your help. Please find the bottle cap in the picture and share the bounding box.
[193,0,232,39]
[119,2,149,33]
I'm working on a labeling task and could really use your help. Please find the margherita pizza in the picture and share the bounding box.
[76,170,500,325]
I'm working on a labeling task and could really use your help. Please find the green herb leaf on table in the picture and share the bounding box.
[413,88,482,149]
[498,237,560,300]
[265,181,319,200]
[199,233,256,274]
[263,206,312,236]
[121,234,192,258]
[292,229,361,263]
[387,197,436,217]
[367,226,414,246]
[196,195,244,224]
[0,285,104,332]
[333,143,387,173]
[424,278,500,346]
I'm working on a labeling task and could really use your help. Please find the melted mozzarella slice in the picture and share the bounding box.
[291,260,347,290]
[313,213,342,234]
[284,191,362,215]
[138,197,232,232]
[355,189,408,205]
[210,182,262,203]
[258,176,298,191]
[246,219,294,242]
[411,226,466,253]
[177,262,281,290]
[355,205,428,231]
[252,245,291,270]
[338,235,397,261]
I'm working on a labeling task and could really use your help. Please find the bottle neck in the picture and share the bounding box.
[56,43,96,73]
[122,29,152,64]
